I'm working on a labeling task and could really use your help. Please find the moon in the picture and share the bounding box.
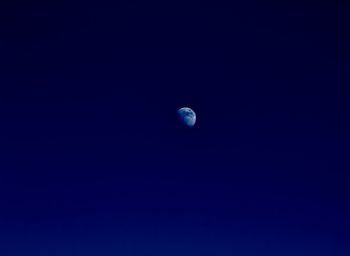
[178,107,196,127]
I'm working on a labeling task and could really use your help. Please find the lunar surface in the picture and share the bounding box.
[178,107,196,127]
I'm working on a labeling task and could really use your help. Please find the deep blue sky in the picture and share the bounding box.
[0,1,349,255]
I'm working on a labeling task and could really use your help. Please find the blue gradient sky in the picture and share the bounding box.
[0,1,348,255]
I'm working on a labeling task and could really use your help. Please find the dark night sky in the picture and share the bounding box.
[0,1,349,255]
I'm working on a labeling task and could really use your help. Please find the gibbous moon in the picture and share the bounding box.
[178,107,196,127]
